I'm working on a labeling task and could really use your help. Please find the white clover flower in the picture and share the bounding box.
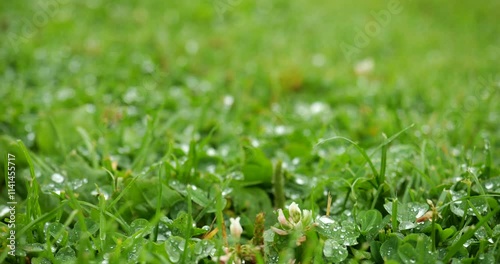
[271,202,315,247]
[229,217,243,240]
[272,202,314,238]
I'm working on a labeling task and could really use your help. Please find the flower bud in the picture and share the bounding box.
[229,217,243,240]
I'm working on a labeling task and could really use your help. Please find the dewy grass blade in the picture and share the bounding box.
[483,139,491,178]
[181,186,193,263]
[371,124,415,154]
[76,127,98,168]
[17,140,35,184]
[467,200,493,234]
[392,199,399,231]
[18,202,67,235]
[78,201,130,233]
[153,163,163,242]
[103,168,117,193]
[315,136,379,180]
[48,116,68,156]
[131,114,158,171]
[215,185,226,250]
[98,189,107,251]
[378,134,388,186]
[17,140,43,237]
[273,160,285,209]
[182,140,198,183]
[315,125,413,188]
[107,162,162,209]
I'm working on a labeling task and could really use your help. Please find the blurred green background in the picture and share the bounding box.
[1,0,499,198]
[1,0,498,146]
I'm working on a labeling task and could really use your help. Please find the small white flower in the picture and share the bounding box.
[229,217,243,240]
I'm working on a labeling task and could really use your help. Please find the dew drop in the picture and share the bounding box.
[51,173,65,183]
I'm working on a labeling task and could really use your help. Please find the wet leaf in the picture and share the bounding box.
[165,236,185,263]
[165,212,207,237]
[439,226,457,242]
[315,216,359,246]
[31,257,52,264]
[55,246,76,263]
[357,209,383,235]
[129,218,152,236]
[384,201,428,230]
[46,222,68,245]
[323,238,348,263]
[399,234,436,263]
[380,235,401,261]
[192,240,215,262]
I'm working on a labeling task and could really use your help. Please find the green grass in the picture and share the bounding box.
[1,0,499,263]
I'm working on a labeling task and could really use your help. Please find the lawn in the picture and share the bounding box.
[1,0,499,263]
